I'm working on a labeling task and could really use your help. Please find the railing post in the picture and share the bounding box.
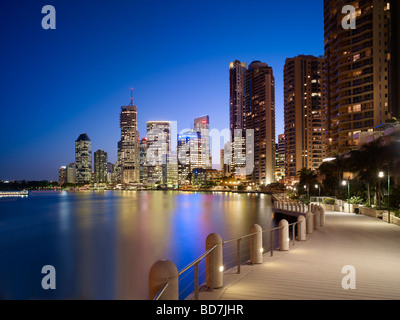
[250,224,263,264]
[305,211,313,234]
[319,206,326,227]
[314,211,320,230]
[297,215,306,241]
[206,233,223,290]
[149,260,179,300]
[279,220,289,251]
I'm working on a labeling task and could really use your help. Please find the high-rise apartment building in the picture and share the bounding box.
[120,94,139,184]
[324,0,392,153]
[284,55,326,181]
[390,0,400,118]
[75,133,92,184]
[243,61,276,185]
[94,149,108,183]
[229,61,249,178]
[230,60,247,133]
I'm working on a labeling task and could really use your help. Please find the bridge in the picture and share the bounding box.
[149,201,400,300]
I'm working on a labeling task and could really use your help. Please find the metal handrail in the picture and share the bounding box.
[178,245,217,276]
[155,203,323,300]
[153,282,169,301]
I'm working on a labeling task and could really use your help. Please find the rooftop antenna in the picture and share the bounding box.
[129,88,133,106]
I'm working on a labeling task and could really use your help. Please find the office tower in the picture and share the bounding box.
[94,149,108,183]
[177,130,200,185]
[275,134,286,182]
[66,163,76,184]
[243,61,276,185]
[390,0,399,118]
[324,0,392,153]
[284,55,326,181]
[58,166,67,186]
[107,162,115,183]
[146,121,172,184]
[162,152,178,188]
[194,116,212,169]
[75,133,92,184]
[139,137,148,184]
[120,92,139,184]
[230,60,247,133]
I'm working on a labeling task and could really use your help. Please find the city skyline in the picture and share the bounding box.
[0,0,324,181]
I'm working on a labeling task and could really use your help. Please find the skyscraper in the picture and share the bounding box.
[59,166,67,186]
[145,121,173,184]
[120,91,139,184]
[324,0,392,154]
[66,163,76,184]
[94,149,108,183]
[177,130,200,185]
[139,137,148,184]
[194,116,212,169]
[275,134,286,182]
[230,60,247,133]
[284,55,326,182]
[75,133,92,184]
[244,61,276,185]
[390,0,400,118]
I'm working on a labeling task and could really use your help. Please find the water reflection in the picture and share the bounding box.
[0,191,274,300]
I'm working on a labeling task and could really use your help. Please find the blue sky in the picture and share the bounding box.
[0,0,324,180]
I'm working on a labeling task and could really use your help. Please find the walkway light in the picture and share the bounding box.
[379,171,384,178]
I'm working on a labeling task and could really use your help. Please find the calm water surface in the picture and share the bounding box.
[0,191,277,300]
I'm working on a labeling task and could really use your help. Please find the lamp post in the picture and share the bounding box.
[380,169,391,224]
[342,179,350,204]
[379,171,384,210]
[304,185,309,201]
[315,184,321,203]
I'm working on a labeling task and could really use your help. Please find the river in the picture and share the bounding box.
[0,190,278,300]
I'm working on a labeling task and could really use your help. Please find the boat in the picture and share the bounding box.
[0,190,29,197]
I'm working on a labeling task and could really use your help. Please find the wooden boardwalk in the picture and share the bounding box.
[196,211,400,300]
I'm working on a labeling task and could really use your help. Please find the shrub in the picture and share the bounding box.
[324,198,335,205]
[349,196,363,205]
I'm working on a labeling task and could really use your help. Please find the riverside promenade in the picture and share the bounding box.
[196,210,400,300]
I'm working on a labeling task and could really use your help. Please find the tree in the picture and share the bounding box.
[297,168,318,196]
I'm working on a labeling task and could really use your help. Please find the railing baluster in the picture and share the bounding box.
[237,238,241,274]
[292,224,296,246]
[194,262,199,300]
[270,230,274,257]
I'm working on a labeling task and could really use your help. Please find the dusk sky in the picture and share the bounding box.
[0,0,324,181]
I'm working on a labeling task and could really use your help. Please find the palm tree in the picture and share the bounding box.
[297,168,318,197]
[318,153,349,197]
[346,137,391,207]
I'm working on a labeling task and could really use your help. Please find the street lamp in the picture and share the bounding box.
[315,184,321,203]
[378,171,384,210]
[304,185,309,200]
[342,179,350,204]
[379,169,391,224]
